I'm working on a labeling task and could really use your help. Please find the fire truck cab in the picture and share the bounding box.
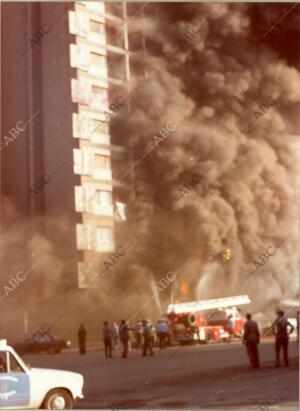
[167,295,251,345]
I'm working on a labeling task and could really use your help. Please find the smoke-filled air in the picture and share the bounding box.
[112,2,300,313]
[1,3,299,342]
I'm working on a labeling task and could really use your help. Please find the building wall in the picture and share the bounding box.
[1,1,136,290]
[70,1,130,288]
[1,2,80,288]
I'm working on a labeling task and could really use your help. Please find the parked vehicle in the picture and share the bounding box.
[12,331,71,355]
[167,295,251,344]
[204,307,245,340]
[0,339,84,409]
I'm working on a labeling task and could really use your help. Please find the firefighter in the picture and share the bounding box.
[112,321,120,351]
[227,314,241,342]
[102,321,113,358]
[78,323,87,355]
[134,321,143,349]
[273,310,294,367]
[142,320,154,356]
[243,313,260,368]
[296,311,299,344]
[150,322,156,348]
[156,320,169,349]
[119,319,130,359]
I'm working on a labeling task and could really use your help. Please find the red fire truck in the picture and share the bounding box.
[166,295,251,345]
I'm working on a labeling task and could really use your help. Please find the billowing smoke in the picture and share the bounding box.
[1,4,299,343]
[112,3,300,313]
[0,199,158,342]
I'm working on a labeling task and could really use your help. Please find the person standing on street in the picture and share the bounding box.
[227,314,241,342]
[142,320,154,356]
[102,321,113,358]
[243,313,260,368]
[112,321,120,351]
[78,324,87,355]
[156,320,169,349]
[273,310,294,367]
[149,322,155,348]
[119,319,130,359]
[296,311,299,344]
[135,321,143,349]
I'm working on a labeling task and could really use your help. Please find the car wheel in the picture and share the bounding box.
[42,388,74,410]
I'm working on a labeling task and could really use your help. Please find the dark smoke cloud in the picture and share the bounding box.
[112,3,299,312]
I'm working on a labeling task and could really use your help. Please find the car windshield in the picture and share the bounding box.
[9,352,25,373]
[0,352,7,372]
[32,331,54,343]
[204,310,227,321]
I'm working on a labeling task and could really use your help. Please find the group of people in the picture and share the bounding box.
[78,310,297,367]
[102,319,163,359]
[243,310,295,368]
[78,319,170,359]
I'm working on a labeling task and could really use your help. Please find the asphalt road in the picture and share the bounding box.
[23,339,299,410]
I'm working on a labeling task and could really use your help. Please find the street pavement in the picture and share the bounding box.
[23,339,299,410]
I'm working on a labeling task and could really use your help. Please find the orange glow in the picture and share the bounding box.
[223,247,231,261]
[180,282,189,296]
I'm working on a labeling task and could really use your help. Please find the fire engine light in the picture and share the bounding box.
[223,247,231,261]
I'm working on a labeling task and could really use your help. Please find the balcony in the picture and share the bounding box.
[91,132,110,146]
[88,32,106,47]
[85,2,105,16]
[94,204,114,216]
[95,241,114,252]
[76,223,114,252]
[93,168,112,180]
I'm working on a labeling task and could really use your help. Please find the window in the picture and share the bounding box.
[97,190,112,206]
[94,154,110,169]
[73,148,93,175]
[106,24,124,49]
[89,53,107,78]
[71,78,90,105]
[107,52,126,81]
[130,55,145,77]
[0,352,7,372]
[90,53,106,68]
[96,227,113,244]
[92,85,106,96]
[105,3,124,18]
[70,44,90,70]
[90,20,105,36]
[204,310,227,321]
[69,11,89,37]
[92,118,109,135]
[76,224,94,250]
[91,85,108,108]
[9,353,25,373]
[128,32,144,52]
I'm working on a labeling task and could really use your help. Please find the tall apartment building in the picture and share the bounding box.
[69,1,124,288]
[1,2,144,291]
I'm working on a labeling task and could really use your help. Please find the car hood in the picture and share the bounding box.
[30,367,83,383]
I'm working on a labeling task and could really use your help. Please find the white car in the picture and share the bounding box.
[0,339,84,409]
